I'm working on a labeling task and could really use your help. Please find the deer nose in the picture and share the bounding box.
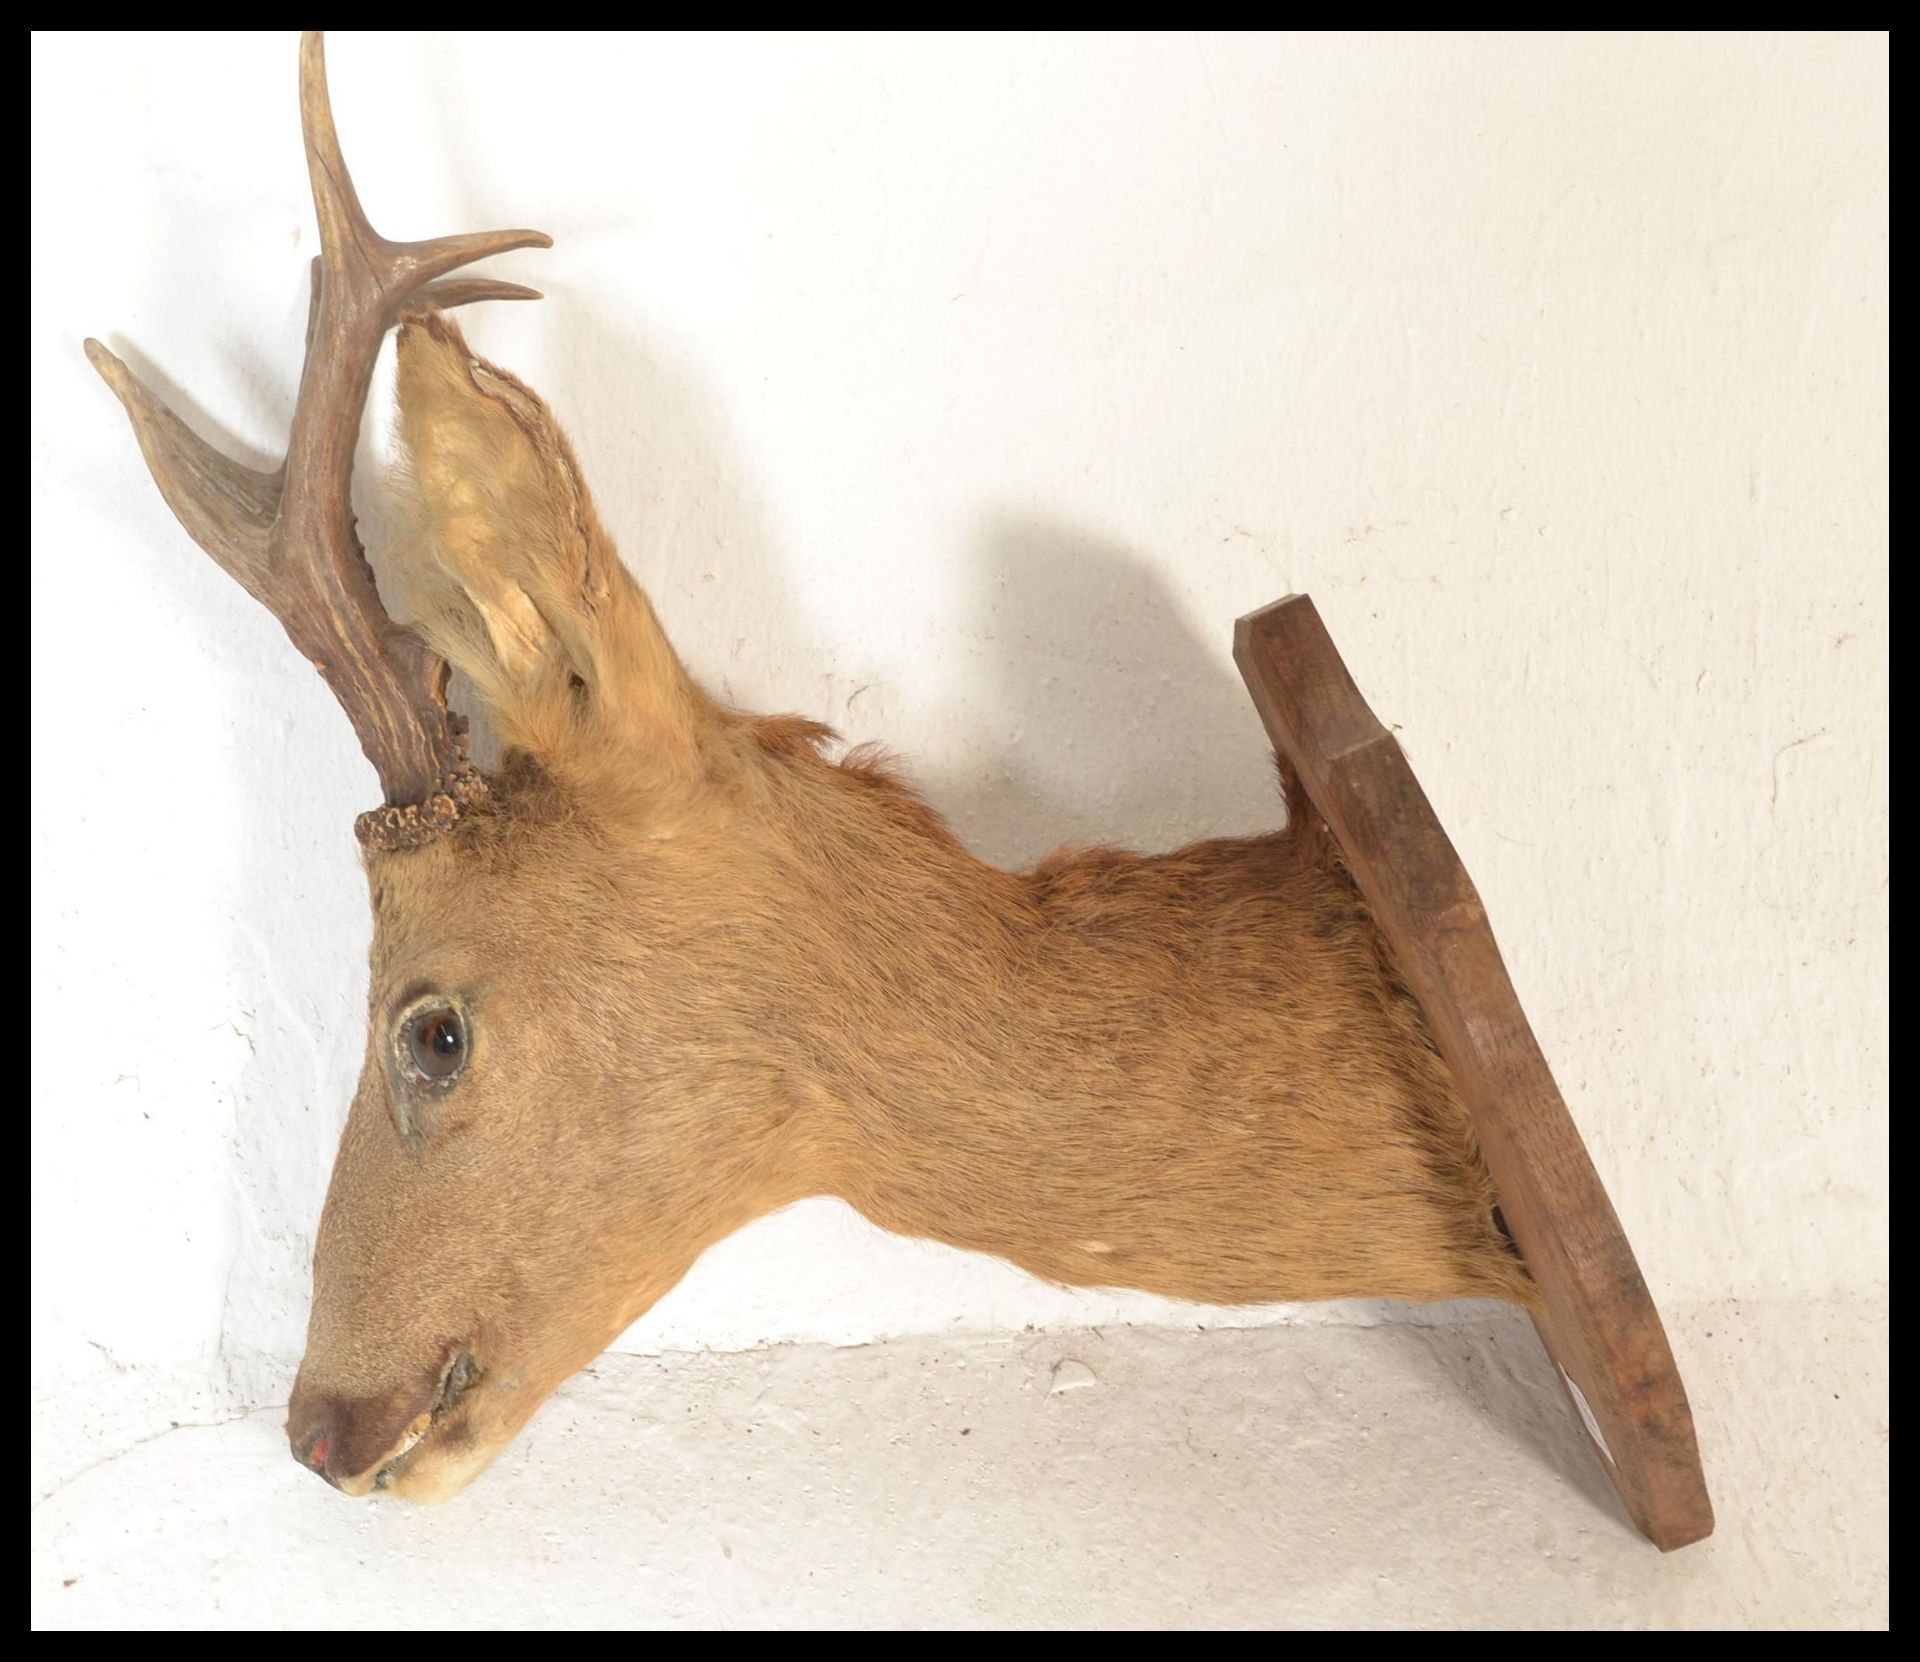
[286,1374,399,1493]
[291,1424,343,1488]
[286,1396,409,1494]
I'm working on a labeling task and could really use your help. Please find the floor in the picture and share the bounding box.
[31,1298,1887,1629]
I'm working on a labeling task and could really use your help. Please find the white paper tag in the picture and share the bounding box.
[1561,1365,1616,1466]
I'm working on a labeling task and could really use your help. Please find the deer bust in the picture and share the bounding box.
[90,33,1533,1505]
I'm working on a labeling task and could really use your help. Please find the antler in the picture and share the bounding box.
[85,31,550,849]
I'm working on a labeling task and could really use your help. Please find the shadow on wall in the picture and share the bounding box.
[937,516,1289,871]
[1382,1306,1628,1529]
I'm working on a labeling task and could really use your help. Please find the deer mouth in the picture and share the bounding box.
[372,1346,482,1491]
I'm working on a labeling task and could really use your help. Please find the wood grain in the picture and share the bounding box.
[1235,593,1713,1552]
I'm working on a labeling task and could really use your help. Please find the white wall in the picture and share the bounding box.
[32,33,1887,1406]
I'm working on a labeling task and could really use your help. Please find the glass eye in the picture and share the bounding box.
[407,1007,467,1081]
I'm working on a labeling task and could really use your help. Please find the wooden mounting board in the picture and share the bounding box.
[1234,594,1713,1552]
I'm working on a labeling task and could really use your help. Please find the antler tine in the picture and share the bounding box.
[297,32,551,299]
[82,339,280,595]
[411,278,546,312]
[87,30,550,850]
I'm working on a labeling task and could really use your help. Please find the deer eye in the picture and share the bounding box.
[406,1007,467,1082]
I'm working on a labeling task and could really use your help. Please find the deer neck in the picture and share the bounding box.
[746,751,1533,1311]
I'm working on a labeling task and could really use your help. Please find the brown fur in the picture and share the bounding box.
[287,313,1534,1502]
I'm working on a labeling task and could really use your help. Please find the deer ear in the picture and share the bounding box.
[391,311,709,799]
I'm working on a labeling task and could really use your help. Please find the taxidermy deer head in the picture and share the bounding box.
[90,32,1533,1503]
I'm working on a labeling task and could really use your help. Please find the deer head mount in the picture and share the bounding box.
[91,32,1532,1504]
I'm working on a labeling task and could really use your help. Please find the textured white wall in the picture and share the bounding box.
[32,32,1886,1409]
